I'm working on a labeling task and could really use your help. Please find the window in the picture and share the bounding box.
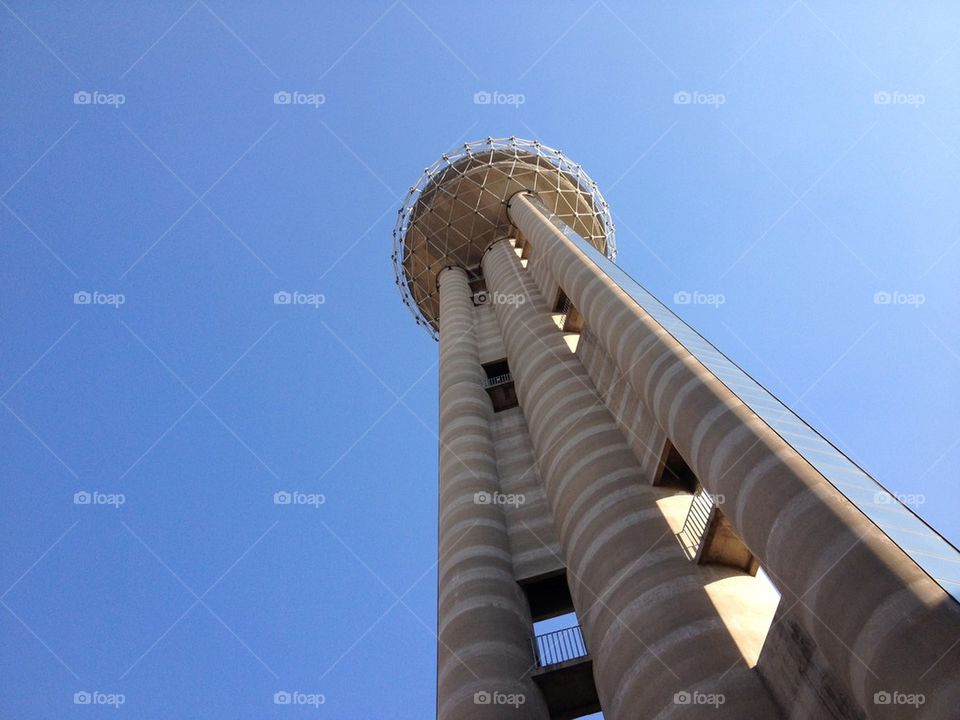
[520,570,574,622]
[520,572,588,667]
[654,440,697,493]
[468,274,487,305]
[512,236,531,266]
[521,571,602,716]
[481,359,518,412]
[553,289,584,333]
[656,438,755,569]
[652,443,779,668]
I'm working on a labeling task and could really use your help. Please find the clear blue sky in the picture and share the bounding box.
[2,2,958,717]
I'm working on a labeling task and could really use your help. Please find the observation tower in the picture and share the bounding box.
[392,137,960,719]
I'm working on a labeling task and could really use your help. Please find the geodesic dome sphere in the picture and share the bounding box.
[392,137,616,339]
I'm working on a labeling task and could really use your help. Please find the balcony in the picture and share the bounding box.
[481,360,518,412]
[482,372,513,389]
[552,292,584,351]
[677,484,715,559]
[532,624,588,668]
[530,624,600,719]
[677,484,761,575]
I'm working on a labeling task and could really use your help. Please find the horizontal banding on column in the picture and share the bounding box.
[482,237,778,718]
[436,264,548,719]
[509,191,960,716]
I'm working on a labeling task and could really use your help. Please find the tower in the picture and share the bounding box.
[391,137,960,719]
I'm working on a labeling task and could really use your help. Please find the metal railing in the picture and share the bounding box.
[554,296,572,330]
[532,624,589,668]
[677,485,716,557]
[483,373,513,389]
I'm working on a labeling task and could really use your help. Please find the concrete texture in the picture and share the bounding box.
[509,191,960,719]
[397,141,960,719]
[482,240,781,719]
[435,266,548,720]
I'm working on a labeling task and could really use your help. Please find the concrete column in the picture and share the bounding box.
[508,191,960,719]
[481,242,781,719]
[435,266,549,720]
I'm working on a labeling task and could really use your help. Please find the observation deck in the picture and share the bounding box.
[391,137,616,338]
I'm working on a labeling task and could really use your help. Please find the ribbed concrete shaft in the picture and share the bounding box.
[436,266,549,720]
[508,192,960,719]
[481,242,781,719]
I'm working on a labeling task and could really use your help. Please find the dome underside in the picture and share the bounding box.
[392,138,615,338]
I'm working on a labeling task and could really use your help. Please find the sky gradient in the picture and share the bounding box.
[1,2,959,717]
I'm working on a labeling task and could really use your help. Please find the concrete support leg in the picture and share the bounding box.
[436,266,549,720]
[482,242,781,719]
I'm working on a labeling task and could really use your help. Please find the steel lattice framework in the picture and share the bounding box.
[392,137,616,339]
